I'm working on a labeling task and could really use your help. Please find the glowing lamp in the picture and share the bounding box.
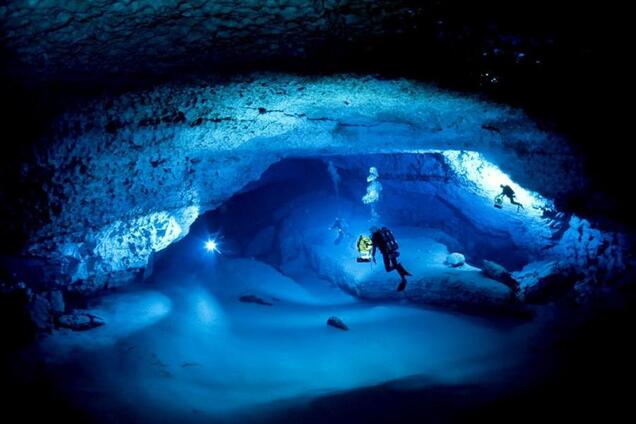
[205,239,219,253]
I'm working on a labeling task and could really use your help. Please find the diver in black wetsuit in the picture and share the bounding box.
[370,227,412,292]
[498,184,524,211]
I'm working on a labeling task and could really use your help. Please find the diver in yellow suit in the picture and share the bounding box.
[356,234,373,262]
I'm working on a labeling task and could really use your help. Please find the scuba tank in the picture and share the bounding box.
[378,227,399,253]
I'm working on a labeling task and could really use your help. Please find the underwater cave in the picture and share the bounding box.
[1,1,633,423]
[163,152,559,303]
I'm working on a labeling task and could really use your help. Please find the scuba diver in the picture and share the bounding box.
[370,226,412,292]
[356,234,373,262]
[330,217,350,245]
[495,184,524,211]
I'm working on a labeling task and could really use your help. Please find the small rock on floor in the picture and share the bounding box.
[239,295,273,306]
[327,316,349,331]
[57,311,105,331]
[445,252,466,268]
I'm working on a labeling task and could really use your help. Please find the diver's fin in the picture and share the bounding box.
[397,280,407,292]
[396,263,412,277]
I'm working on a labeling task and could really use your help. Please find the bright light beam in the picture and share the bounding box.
[205,239,220,254]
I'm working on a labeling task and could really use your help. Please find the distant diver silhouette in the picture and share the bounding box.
[330,217,350,245]
[495,184,524,211]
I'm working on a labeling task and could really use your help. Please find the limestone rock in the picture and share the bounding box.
[239,294,273,306]
[57,311,106,331]
[1,1,430,82]
[549,216,627,301]
[445,252,465,268]
[513,260,577,303]
[29,294,52,330]
[481,260,519,292]
[327,316,349,331]
[22,74,572,292]
[48,290,65,315]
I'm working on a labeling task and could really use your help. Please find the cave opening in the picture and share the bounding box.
[151,151,561,311]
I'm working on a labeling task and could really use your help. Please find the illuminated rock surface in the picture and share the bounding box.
[25,74,585,291]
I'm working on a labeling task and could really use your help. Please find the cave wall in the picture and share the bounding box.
[19,73,584,291]
[1,0,426,81]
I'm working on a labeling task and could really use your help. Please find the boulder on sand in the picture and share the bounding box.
[445,253,466,268]
[57,311,105,331]
[239,294,273,306]
[327,316,349,331]
[481,260,519,292]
